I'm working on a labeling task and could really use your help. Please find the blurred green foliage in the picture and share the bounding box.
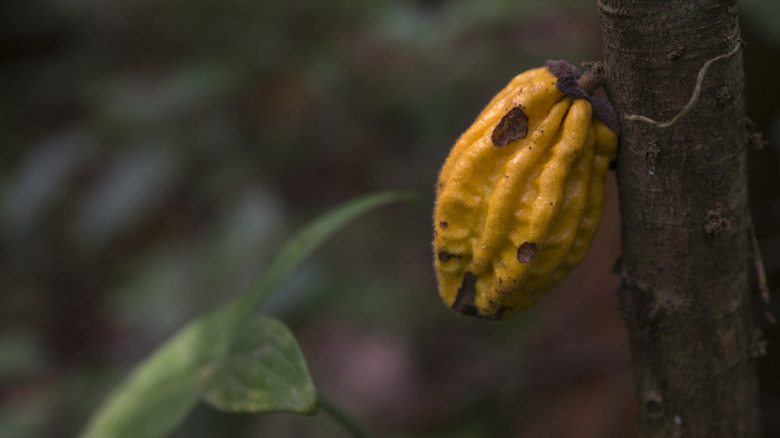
[81,192,416,438]
[1,1,779,437]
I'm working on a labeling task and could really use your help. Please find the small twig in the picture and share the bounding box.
[624,40,741,129]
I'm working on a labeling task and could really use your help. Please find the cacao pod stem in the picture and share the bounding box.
[576,62,606,96]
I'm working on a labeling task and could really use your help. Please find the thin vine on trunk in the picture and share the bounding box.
[598,1,763,436]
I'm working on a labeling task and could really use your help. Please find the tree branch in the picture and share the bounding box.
[598,0,763,436]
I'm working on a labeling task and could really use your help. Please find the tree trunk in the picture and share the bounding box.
[597,1,763,437]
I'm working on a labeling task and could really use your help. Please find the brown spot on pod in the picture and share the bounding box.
[438,251,461,262]
[452,272,478,316]
[451,272,504,320]
[492,107,528,146]
[517,242,538,263]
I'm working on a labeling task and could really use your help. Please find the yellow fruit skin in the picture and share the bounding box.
[433,66,619,320]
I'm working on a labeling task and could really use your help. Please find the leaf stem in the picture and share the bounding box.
[318,396,375,438]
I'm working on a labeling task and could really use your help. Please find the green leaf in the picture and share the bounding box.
[201,316,317,414]
[79,304,240,438]
[79,190,416,438]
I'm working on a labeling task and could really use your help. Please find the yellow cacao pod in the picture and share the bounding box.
[433,60,619,320]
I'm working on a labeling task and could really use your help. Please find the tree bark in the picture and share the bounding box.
[597,1,763,437]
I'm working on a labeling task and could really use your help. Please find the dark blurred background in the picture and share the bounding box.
[1,1,779,437]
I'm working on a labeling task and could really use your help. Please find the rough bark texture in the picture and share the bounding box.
[598,1,763,437]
